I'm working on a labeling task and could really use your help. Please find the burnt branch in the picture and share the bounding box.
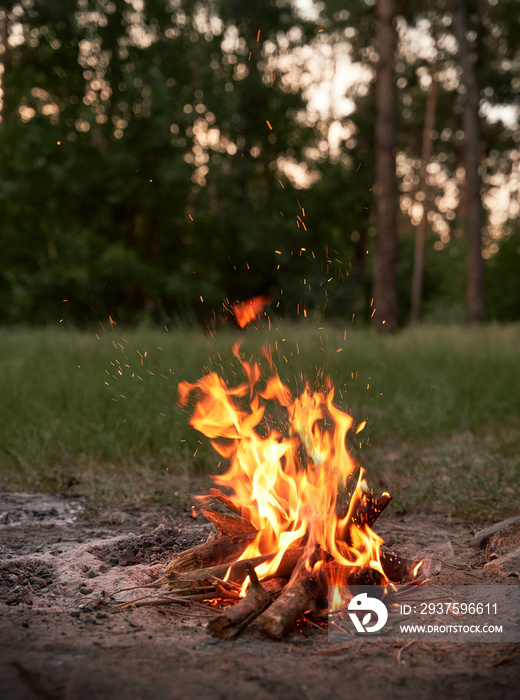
[165,531,258,575]
[258,566,327,640]
[201,508,256,537]
[166,547,305,590]
[207,567,286,640]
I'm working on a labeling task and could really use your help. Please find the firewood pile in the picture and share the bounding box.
[117,487,420,641]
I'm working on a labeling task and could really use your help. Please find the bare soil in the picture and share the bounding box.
[0,489,519,700]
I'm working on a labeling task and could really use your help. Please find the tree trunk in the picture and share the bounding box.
[452,0,485,323]
[0,7,11,121]
[410,57,439,324]
[372,0,399,333]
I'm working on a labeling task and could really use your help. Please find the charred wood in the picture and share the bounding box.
[380,548,420,582]
[207,566,286,640]
[257,566,326,640]
[165,531,258,575]
[167,547,305,590]
[339,490,392,531]
[205,488,255,522]
[201,508,256,537]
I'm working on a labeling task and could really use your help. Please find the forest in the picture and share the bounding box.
[1,0,518,328]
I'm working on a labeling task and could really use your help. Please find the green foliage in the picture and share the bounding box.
[0,0,319,323]
[0,0,518,325]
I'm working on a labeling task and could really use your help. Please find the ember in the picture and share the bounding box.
[232,296,271,328]
[157,344,423,639]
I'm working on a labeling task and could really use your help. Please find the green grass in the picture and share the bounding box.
[1,321,519,522]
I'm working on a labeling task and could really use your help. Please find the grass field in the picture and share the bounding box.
[1,321,518,522]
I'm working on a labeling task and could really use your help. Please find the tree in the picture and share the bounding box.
[452,0,485,323]
[372,0,398,332]
[410,53,439,324]
[0,0,315,323]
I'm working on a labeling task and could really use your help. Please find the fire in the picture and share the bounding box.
[232,296,271,328]
[179,344,390,594]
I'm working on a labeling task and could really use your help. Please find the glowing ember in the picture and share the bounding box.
[179,344,391,596]
[232,296,271,328]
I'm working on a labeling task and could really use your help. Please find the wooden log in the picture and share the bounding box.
[380,548,421,582]
[324,548,419,585]
[165,530,258,575]
[207,566,286,640]
[339,490,392,530]
[325,561,384,586]
[167,546,305,590]
[206,488,255,522]
[201,509,256,538]
[258,566,326,640]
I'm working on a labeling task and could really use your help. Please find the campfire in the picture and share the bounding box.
[137,342,422,640]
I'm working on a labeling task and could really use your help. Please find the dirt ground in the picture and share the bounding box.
[0,489,519,700]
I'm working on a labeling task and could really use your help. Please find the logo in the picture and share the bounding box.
[347,592,388,633]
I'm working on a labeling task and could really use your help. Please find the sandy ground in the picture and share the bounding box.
[0,490,519,700]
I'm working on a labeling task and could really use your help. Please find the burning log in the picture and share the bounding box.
[338,489,392,537]
[200,509,256,538]
[166,546,305,590]
[258,565,327,640]
[165,531,257,575]
[208,564,286,640]
[205,488,255,522]
[380,548,421,583]
[352,490,392,528]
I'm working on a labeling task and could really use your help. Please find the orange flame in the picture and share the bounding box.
[232,296,271,328]
[179,344,388,588]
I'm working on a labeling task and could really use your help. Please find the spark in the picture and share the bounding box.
[356,421,367,434]
[266,120,272,130]
[412,560,424,578]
